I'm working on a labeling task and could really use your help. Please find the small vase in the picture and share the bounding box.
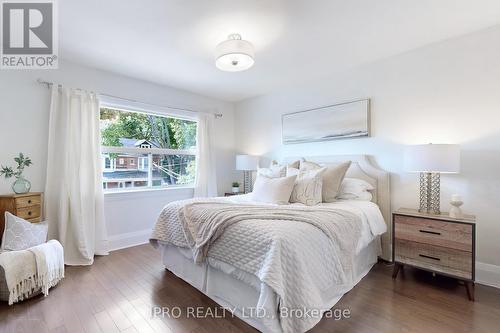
[232,187,240,193]
[12,176,31,194]
[449,200,464,219]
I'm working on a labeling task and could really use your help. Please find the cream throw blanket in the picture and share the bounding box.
[28,240,65,296]
[0,240,64,305]
[0,250,37,304]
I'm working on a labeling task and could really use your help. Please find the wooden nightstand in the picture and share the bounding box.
[392,208,476,301]
[0,192,43,243]
[224,192,244,197]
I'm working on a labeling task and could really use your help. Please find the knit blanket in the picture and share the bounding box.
[0,240,64,305]
[28,240,65,297]
[151,199,363,333]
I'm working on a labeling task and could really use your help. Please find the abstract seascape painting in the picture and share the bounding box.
[282,99,370,144]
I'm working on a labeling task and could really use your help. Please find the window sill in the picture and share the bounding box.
[104,186,195,200]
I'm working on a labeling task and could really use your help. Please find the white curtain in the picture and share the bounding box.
[194,113,218,197]
[45,86,108,266]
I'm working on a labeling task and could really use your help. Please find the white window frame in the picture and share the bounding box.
[103,156,114,171]
[99,101,198,194]
[138,156,148,171]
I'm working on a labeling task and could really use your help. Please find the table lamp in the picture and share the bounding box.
[236,155,259,193]
[404,144,460,214]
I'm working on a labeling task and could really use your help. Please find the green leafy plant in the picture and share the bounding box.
[232,182,240,187]
[0,153,32,179]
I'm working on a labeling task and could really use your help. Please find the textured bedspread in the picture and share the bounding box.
[151,198,375,333]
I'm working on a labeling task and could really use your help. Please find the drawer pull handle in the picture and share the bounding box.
[28,211,32,216]
[28,200,32,204]
[419,254,441,261]
[419,229,441,235]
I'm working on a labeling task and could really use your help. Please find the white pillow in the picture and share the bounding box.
[287,167,326,206]
[272,160,300,169]
[252,174,297,204]
[300,160,352,202]
[257,160,300,178]
[337,191,373,201]
[336,178,375,201]
[257,165,286,178]
[1,212,48,251]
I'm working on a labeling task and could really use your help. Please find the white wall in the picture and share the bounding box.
[235,26,500,287]
[0,60,237,250]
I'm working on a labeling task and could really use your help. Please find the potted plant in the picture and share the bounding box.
[231,182,240,193]
[0,153,33,194]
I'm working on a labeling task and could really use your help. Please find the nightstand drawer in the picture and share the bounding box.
[395,239,472,280]
[16,205,41,219]
[1,192,44,248]
[394,215,472,252]
[15,195,41,208]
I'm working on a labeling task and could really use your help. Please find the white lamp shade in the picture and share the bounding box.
[404,144,460,173]
[236,155,259,171]
[215,35,255,72]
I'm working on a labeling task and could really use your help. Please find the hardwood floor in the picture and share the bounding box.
[1,244,499,333]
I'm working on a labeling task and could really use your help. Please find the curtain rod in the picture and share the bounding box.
[36,78,223,119]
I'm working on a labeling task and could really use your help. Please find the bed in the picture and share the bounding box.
[150,155,391,333]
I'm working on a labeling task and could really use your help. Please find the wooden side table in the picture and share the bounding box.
[0,192,43,244]
[392,208,476,301]
[224,192,243,197]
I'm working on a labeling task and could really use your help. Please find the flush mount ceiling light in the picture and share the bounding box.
[215,33,255,72]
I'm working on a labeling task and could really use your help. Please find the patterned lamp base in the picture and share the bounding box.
[243,171,253,194]
[419,172,441,214]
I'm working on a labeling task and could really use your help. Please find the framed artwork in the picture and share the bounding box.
[282,99,370,144]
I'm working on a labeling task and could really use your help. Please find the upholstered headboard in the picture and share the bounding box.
[284,155,392,261]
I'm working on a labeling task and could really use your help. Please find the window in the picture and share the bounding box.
[103,156,114,171]
[138,156,148,171]
[100,106,197,192]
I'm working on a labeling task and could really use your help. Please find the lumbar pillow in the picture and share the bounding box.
[257,160,300,178]
[287,167,326,206]
[300,160,352,202]
[1,212,48,251]
[252,174,297,204]
[337,178,374,201]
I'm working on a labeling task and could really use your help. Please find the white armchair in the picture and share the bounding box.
[0,213,64,304]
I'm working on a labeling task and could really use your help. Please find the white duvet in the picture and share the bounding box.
[150,195,386,333]
[231,194,386,254]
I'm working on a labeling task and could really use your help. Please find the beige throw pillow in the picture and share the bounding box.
[287,167,326,206]
[252,174,297,204]
[301,160,352,202]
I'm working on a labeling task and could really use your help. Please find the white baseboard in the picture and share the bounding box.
[108,229,151,252]
[476,262,500,289]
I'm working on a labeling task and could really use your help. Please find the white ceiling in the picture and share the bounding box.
[60,0,500,102]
